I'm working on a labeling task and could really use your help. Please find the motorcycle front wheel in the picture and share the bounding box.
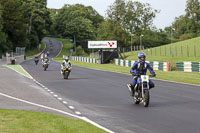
[64,72,69,79]
[143,90,150,107]
[133,92,140,104]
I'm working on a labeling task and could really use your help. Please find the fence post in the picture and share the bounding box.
[181,46,183,57]
[165,47,166,56]
[160,47,161,56]
[170,46,172,57]
[194,45,196,57]
[176,46,177,57]
[187,45,189,57]
[151,48,152,56]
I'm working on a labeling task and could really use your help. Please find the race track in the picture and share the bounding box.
[22,38,200,133]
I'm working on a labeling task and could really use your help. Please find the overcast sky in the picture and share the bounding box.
[47,0,187,29]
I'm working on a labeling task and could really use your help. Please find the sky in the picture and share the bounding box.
[47,0,187,29]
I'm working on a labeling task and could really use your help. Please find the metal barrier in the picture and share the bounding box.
[114,59,171,72]
[176,62,200,72]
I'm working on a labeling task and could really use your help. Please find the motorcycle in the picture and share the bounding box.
[42,59,49,71]
[34,57,39,65]
[127,74,155,107]
[62,66,71,79]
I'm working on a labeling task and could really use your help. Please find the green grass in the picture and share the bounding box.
[65,61,200,85]
[5,64,32,78]
[0,109,107,133]
[124,37,200,63]
[25,42,45,58]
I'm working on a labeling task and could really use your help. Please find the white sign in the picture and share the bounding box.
[88,41,117,48]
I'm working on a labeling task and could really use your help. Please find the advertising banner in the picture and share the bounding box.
[88,41,117,48]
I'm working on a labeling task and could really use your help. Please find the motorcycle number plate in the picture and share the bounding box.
[141,75,149,82]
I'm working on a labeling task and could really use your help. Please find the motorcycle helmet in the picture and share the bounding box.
[138,52,146,62]
[65,57,69,62]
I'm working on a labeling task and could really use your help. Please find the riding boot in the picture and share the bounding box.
[149,82,155,89]
[127,83,136,96]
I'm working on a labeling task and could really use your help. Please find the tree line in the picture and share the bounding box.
[0,0,199,55]
[0,0,51,54]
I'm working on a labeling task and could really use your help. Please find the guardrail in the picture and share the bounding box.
[114,59,171,72]
[71,56,99,64]
[176,62,200,72]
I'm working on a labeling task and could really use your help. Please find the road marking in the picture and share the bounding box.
[44,87,48,90]
[63,101,68,104]
[75,111,81,115]
[53,95,58,97]
[58,97,62,100]
[19,65,33,79]
[50,92,54,94]
[0,92,114,133]
[68,106,74,109]
[47,90,51,92]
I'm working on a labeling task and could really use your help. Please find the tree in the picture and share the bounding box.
[0,0,28,49]
[99,0,159,48]
[171,0,200,41]
[23,0,52,48]
[54,4,104,47]
[0,4,7,53]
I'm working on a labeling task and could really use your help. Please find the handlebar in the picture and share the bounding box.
[132,74,156,77]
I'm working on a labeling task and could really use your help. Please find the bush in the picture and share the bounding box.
[73,45,88,56]
[179,33,196,41]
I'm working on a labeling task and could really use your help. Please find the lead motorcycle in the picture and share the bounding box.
[127,74,155,107]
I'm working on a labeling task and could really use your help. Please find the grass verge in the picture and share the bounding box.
[4,64,32,79]
[0,109,107,133]
[123,37,200,64]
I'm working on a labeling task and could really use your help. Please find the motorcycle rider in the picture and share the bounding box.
[127,52,156,96]
[34,56,39,65]
[61,57,72,74]
[42,55,50,66]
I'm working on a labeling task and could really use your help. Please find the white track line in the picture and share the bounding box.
[0,92,114,133]
[19,65,33,79]
[63,101,68,104]
[75,111,81,115]
[68,106,75,110]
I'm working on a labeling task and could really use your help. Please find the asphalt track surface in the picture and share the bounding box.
[22,38,200,133]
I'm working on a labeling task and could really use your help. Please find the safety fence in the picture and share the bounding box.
[71,56,98,64]
[114,59,171,72]
[176,62,200,72]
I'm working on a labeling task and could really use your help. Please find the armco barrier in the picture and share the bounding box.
[114,59,170,72]
[71,56,98,64]
[176,62,200,72]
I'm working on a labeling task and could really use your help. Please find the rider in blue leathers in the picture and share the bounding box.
[127,52,156,96]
